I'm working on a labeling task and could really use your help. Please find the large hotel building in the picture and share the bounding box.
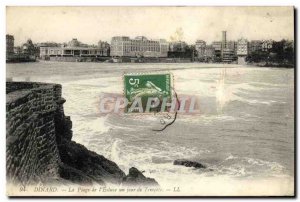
[110,36,169,57]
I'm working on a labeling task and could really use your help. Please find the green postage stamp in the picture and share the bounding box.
[124,73,172,113]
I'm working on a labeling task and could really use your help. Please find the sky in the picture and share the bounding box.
[6,6,294,46]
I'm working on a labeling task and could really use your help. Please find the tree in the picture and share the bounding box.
[22,39,36,56]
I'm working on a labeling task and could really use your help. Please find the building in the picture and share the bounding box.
[249,40,263,53]
[226,41,237,54]
[212,31,236,63]
[110,36,130,57]
[210,37,237,63]
[98,40,109,48]
[97,41,110,56]
[110,36,167,58]
[40,46,110,58]
[204,45,215,62]
[237,38,249,65]
[222,48,236,63]
[157,39,169,57]
[221,31,227,61]
[195,40,206,60]
[237,38,248,55]
[262,40,273,52]
[212,41,222,51]
[212,41,222,61]
[212,40,236,52]
[220,31,237,63]
[195,40,206,50]
[38,43,60,58]
[40,39,110,59]
[36,42,61,48]
[6,34,14,56]
[68,38,88,47]
[221,31,227,59]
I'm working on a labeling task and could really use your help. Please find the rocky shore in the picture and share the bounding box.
[6,81,158,187]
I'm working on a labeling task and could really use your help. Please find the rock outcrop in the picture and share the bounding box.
[173,159,206,169]
[122,167,159,187]
[6,81,157,187]
[57,140,125,185]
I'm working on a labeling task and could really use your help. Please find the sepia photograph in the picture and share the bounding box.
[5,6,295,197]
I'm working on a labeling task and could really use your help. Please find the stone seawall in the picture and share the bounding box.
[6,82,63,184]
[6,82,158,187]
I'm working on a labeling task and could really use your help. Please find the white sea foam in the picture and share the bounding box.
[7,62,294,195]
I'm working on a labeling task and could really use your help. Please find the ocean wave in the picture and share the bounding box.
[206,154,288,178]
[176,114,237,125]
[249,82,289,88]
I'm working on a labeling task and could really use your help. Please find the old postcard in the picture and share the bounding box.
[6,6,295,196]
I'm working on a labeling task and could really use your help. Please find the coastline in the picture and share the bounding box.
[6,59,294,69]
[6,81,158,192]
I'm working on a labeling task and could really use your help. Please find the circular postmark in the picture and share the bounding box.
[151,87,180,132]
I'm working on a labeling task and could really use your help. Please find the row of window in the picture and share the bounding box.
[112,40,159,44]
[112,43,160,47]
[111,46,160,52]
[45,49,108,55]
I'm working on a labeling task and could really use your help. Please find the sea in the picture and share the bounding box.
[7,61,294,196]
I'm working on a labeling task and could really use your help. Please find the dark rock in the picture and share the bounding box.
[58,139,126,185]
[6,82,159,187]
[58,162,104,185]
[56,98,66,105]
[173,159,206,169]
[122,167,159,187]
[54,109,73,142]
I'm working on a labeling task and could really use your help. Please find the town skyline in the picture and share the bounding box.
[7,6,294,46]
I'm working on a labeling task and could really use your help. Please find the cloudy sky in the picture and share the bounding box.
[6,6,294,46]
